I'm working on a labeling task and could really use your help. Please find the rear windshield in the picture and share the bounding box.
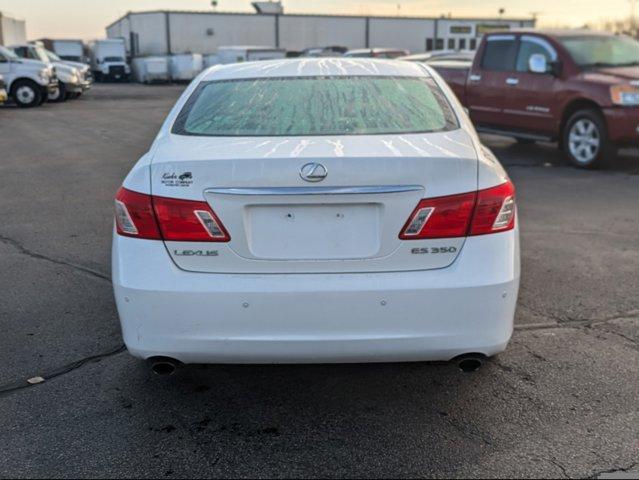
[172,76,458,137]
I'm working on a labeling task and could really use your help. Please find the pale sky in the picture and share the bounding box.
[0,0,633,40]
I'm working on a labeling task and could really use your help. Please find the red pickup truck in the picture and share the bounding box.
[432,29,639,168]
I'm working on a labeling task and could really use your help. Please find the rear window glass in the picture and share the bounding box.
[172,76,458,137]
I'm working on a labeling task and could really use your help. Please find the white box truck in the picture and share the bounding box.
[38,39,85,63]
[89,39,130,82]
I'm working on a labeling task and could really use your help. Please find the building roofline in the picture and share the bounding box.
[105,9,535,30]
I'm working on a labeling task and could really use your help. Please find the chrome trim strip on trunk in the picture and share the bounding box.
[205,185,424,196]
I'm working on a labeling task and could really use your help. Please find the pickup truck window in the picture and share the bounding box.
[516,36,557,73]
[560,35,639,68]
[481,36,518,71]
[13,47,28,59]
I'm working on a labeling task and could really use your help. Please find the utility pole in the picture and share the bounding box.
[529,11,542,27]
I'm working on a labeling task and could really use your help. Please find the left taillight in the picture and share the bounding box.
[114,187,230,242]
[115,187,161,239]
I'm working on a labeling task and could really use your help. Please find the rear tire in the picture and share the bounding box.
[11,80,42,108]
[562,109,615,169]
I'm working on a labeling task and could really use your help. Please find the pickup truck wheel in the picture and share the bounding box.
[563,109,614,169]
[48,82,66,103]
[11,80,42,108]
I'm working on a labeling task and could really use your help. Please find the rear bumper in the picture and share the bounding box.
[604,107,639,145]
[112,227,520,364]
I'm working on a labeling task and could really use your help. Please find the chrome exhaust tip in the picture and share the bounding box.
[454,353,486,373]
[147,357,181,376]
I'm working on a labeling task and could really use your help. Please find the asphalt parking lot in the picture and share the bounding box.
[0,84,637,479]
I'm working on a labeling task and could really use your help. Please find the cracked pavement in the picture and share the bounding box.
[0,85,637,478]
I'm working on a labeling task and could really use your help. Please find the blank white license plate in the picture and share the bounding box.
[246,204,381,260]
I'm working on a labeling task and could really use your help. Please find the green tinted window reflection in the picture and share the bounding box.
[173,76,458,137]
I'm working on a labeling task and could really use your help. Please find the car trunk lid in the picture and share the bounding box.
[150,130,478,274]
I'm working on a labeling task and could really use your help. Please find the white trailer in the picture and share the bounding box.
[89,38,130,81]
[39,39,85,63]
[0,12,27,45]
[205,46,286,67]
[169,53,203,81]
[131,56,170,83]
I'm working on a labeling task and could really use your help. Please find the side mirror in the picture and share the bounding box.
[528,53,548,74]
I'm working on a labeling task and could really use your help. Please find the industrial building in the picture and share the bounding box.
[0,11,27,45]
[106,3,535,57]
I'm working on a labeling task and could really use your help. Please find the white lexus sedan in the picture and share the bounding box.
[112,58,519,374]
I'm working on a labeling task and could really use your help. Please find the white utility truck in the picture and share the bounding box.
[89,39,130,82]
[0,45,58,107]
[10,43,84,102]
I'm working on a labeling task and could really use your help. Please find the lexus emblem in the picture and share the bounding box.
[300,162,328,183]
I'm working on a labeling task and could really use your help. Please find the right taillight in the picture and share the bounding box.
[469,181,516,236]
[114,187,230,242]
[399,180,516,239]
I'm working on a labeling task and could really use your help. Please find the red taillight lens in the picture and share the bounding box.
[399,181,516,239]
[470,181,516,235]
[153,195,230,242]
[399,192,476,239]
[114,187,230,242]
[115,187,161,239]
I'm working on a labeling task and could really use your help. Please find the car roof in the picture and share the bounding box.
[347,48,406,53]
[400,50,475,61]
[201,58,430,81]
[497,28,614,38]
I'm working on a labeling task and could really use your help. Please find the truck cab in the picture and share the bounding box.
[0,45,58,108]
[433,30,639,168]
[89,39,130,82]
[10,43,83,102]
[41,47,92,95]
